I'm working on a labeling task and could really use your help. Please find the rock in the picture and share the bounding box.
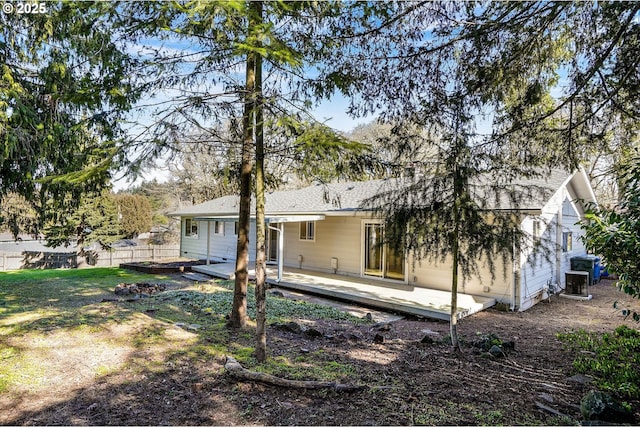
[488,345,504,358]
[580,390,635,424]
[187,324,201,331]
[420,335,435,344]
[273,321,303,334]
[300,348,310,353]
[373,333,385,344]
[348,333,363,341]
[336,332,362,341]
[114,283,130,295]
[567,374,593,385]
[115,282,166,296]
[371,322,392,332]
[304,328,323,338]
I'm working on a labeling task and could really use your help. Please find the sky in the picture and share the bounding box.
[111,95,371,192]
[111,31,375,192]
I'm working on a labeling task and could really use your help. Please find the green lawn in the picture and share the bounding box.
[0,267,366,394]
[0,267,155,313]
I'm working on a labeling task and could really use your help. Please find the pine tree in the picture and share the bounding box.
[0,3,140,239]
[314,2,640,347]
[114,194,153,239]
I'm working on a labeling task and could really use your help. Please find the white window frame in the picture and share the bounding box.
[234,221,239,235]
[562,231,573,252]
[532,220,542,243]
[299,221,315,241]
[214,220,225,235]
[185,218,198,238]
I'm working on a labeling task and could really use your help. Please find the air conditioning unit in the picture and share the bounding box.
[565,270,589,297]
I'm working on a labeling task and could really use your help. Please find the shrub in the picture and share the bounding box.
[558,325,640,398]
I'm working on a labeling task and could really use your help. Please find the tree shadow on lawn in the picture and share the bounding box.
[0,273,615,425]
[0,289,244,425]
[1,307,588,426]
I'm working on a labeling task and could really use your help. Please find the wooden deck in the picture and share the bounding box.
[192,263,495,321]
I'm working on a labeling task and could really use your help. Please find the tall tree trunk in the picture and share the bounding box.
[229,7,258,329]
[253,1,267,362]
[449,96,463,352]
[450,217,461,352]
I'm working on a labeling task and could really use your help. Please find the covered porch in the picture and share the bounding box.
[192,263,495,321]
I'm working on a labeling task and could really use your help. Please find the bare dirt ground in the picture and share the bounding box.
[1,277,639,426]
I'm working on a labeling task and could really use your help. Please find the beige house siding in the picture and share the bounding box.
[282,215,365,276]
[174,170,595,313]
[410,254,513,304]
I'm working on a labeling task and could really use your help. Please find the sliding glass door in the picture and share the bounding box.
[363,222,405,281]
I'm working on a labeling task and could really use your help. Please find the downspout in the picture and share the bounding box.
[268,223,283,282]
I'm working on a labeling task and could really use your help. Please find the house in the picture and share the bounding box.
[170,168,597,313]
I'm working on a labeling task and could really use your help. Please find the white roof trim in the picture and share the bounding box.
[266,215,325,224]
[192,214,326,223]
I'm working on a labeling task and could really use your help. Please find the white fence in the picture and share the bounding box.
[0,244,180,271]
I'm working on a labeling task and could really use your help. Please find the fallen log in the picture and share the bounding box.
[224,356,366,391]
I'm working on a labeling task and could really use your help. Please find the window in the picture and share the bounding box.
[185,218,198,237]
[214,221,225,235]
[234,221,239,235]
[532,220,542,243]
[562,231,573,252]
[299,221,315,241]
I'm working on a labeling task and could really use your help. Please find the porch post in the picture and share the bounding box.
[206,221,211,265]
[268,223,283,282]
[278,223,283,283]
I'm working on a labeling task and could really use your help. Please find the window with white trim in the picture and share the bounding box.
[532,220,542,243]
[214,221,225,235]
[562,231,573,252]
[185,218,198,237]
[299,221,315,241]
[234,221,239,235]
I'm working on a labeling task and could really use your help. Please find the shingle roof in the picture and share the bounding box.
[170,169,586,217]
[170,179,389,217]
